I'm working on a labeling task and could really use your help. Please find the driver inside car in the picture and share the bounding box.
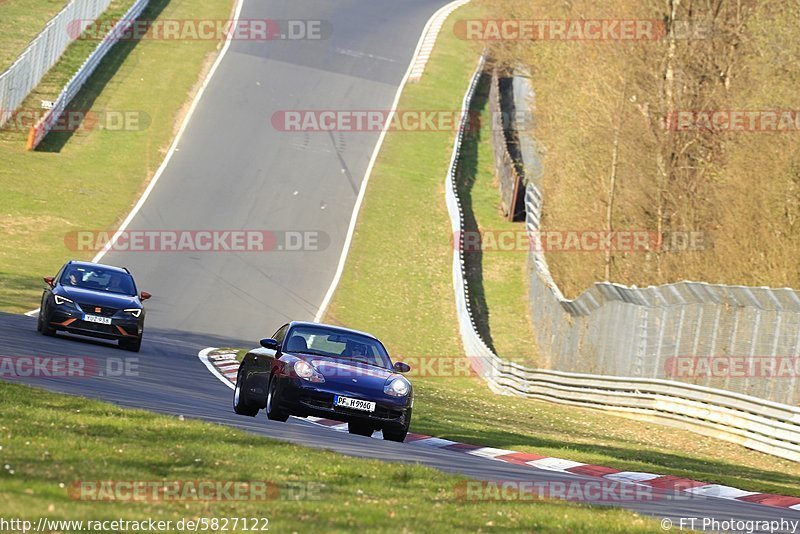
[343,340,369,361]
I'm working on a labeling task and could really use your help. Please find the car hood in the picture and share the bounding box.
[291,354,398,389]
[59,286,140,308]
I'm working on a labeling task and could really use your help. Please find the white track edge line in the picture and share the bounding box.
[313,0,471,323]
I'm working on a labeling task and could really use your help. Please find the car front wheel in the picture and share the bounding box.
[265,376,289,422]
[119,337,142,352]
[382,409,411,442]
[37,306,55,336]
[382,427,408,442]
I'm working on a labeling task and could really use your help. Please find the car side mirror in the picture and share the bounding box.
[43,276,55,288]
[260,338,279,350]
[140,292,151,301]
[393,362,411,373]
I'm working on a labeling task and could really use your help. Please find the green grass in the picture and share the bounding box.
[0,0,69,72]
[0,382,661,532]
[456,74,539,366]
[322,2,800,499]
[0,0,234,314]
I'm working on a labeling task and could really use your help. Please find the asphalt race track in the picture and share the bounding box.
[3,1,800,531]
[3,314,800,531]
[100,0,451,342]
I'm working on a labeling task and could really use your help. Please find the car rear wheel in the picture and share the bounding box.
[119,337,141,352]
[265,376,289,422]
[348,422,373,437]
[233,367,259,417]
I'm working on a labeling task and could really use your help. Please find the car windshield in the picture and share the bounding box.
[284,325,392,369]
[60,265,137,296]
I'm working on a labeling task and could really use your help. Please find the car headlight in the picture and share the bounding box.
[123,308,142,318]
[293,360,324,383]
[54,295,75,307]
[384,377,410,397]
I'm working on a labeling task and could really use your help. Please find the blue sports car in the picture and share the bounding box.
[233,321,413,442]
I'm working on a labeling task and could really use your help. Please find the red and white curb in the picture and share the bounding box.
[200,347,800,511]
[408,0,471,83]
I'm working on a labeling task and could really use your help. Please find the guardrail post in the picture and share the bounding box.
[25,126,36,151]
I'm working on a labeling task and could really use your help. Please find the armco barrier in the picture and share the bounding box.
[0,0,115,128]
[446,56,800,462]
[27,0,150,150]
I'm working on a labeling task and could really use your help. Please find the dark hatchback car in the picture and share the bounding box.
[38,260,150,352]
[234,322,413,442]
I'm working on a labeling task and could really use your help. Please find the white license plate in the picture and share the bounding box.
[84,314,111,325]
[334,395,375,412]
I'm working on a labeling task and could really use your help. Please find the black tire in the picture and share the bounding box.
[348,422,373,437]
[383,409,411,442]
[382,427,408,442]
[37,307,56,336]
[119,337,142,352]
[233,367,259,417]
[265,376,289,422]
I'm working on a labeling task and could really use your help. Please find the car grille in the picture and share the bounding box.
[77,303,117,316]
[334,405,402,420]
[301,397,332,410]
[71,320,116,334]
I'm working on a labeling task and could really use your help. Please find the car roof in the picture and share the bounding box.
[66,260,131,275]
[287,321,380,341]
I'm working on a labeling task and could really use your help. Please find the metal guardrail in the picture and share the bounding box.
[0,0,115,128]
[27,0,150,149]
[446,56,800,462]
[484,359,800,462]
